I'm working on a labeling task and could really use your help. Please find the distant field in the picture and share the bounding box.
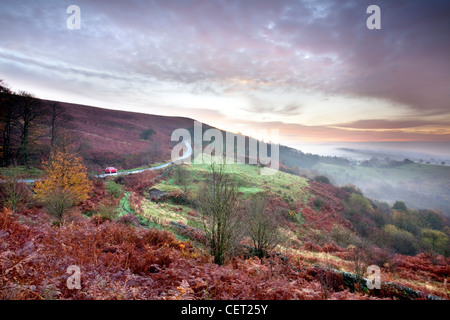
[313,162,450,214]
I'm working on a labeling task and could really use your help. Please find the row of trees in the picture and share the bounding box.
[342,189,449,256]
[0,80,69,168]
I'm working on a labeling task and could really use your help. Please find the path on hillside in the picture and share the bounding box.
[96,140,192,178]
[7,140,192,183]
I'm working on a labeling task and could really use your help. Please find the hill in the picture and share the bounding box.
[1,92,449,300]
[1,157,449,300]
[2,92,449,215]
[2,90,449,216]
[50,101,198,172]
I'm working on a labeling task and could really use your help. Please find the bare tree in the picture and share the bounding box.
[42,189,76,225]
[48,102,69,158]
[245,194,280,257]
[16,91,41,167]
[0,165,31,213]
[348,240,370,284]
[0,81,17,167]
[199,163,241,265]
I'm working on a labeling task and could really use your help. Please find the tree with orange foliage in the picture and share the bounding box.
[34,150,91,223]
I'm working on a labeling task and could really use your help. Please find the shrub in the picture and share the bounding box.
[93,203,119,222]
[331,225,353,247]
[348,193,372,213]
[383,224,418,255]
[420,228,449,256]
[116,214,141,227]
[340,184,363,195]
[416,209,445,230]
[0,167,32,213]
[392,210,419,234]
[392,200,407,212]
[313,197,325,211]
[313,175,330,184]
[42,189,76,224]
[105,180,123,198]
[366,246,394,268]
[140,128,155,140]
[173,164,190,192]
[123,170,157,195]
[283,210,299,223]
[167,191,191,206]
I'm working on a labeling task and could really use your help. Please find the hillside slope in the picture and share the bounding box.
[1,159,449,300]
[54,101,196,171]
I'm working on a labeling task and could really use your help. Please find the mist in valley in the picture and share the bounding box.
[288,141,450,216]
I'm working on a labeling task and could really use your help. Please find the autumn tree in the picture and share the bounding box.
[34,150,91,223]
[199,163,241,265]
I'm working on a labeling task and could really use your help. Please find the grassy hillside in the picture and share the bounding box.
[3,95,447,218]
[1,157,449,300]
[1,96,449,300]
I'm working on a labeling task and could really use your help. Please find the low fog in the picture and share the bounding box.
[286,141,450,216]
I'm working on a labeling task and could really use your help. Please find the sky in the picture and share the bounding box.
[1,0,449,149]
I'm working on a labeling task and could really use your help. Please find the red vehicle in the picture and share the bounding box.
[104,167,118,174]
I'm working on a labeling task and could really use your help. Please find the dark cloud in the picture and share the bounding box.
[1,0,449,140]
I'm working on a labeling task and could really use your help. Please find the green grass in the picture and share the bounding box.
[126,157,313,252]
[142,201,191,225]
[238,186,265,195]
[180,159,310,202]
[140,160,311,242]
[119,192,133,216]
[0,166,44,179]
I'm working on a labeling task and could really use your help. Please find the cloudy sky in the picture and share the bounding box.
[1,0,449,147]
